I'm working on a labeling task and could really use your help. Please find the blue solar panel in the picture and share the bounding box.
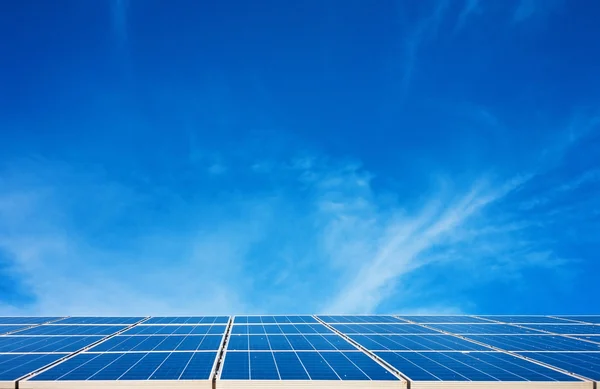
[55,317,143,325]
[30,352,217,381]
[220,351,397,380]
[465,335,600,351]
[122,324,226,335]
[556,316,600,324]
[231,324,332,335]
[522,324,600,335]
[375,351,581,381]
[332,323,439,334]
[144,316,229,324]
[517,352,600,381]
[318,315,402,324]
[0,336,103,353]
[234,315,318,324]
[227,334,356,351]
[0,353,67,380]
[397,316,490,324]
[479,316,571,324]
[0,317,60,325]
[569,335,600,343]
[426,324,541,335]
[89,335,223,352]
[14,325,126,336]
[0,325,27,335]
[348,335,490,351]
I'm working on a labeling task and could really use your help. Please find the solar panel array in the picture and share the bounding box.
[0,315,597,388]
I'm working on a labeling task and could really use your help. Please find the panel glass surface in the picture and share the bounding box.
[397,316,490,324]
[426,324,541,335]
[123,324,226,335]
[517,352,600,381]
[89,335,223,352]
[30,351,217,381]
[0,317,60,325]
[0,353,68,381]
[375,351,580,381]
[228,334,356,351]
[0,336,103,353]
[521,324,600,335]
[231,324,332,335]
[144,316,229,324]
[0,325,28,335]
[348,335,490,351]
[465,334,600,351]
[556,316,600,324]
[479,316,571,324]
[220,351,397,381]
[55,317,143,325]
[234,316,318,324]
[14,325,126,336]
[317,315,402,324]
[332,323,437,334]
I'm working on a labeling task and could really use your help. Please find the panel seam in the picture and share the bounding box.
[211,316,233,388]
[313,315,411,388]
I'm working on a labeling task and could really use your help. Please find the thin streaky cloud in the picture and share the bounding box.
[454,0,480,32]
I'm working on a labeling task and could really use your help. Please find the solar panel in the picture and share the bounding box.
[0,325,28,335]
[397,315,491,323]
[478,316,572,324]
[464,335,600,351]
[375,351,581,382]
[0,315,595,388]
[317,315,403,324]
[144,316,229,324]
[517,352,600,381]
[521,324,600,335]
[0,336,103,353]
[555,316,600,324]
[29,351,218,381]
[0,353,68,381]
[14,325,127,336]
[0,317,61,325]
[425,324,542,335]
[330,323,438,334]
[54,317,143,325]
[122,324,226,335]
[234,315,318,324]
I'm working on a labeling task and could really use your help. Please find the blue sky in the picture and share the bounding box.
[0,0,599,315]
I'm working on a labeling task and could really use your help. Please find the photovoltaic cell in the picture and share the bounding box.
[55,317,143,325]
[425,324,541,335]
[227,334,356,351]
[397,316,490,324]
[220,351,397,381]
[517,352,600,381]
[0,336,103,353]
[465,335,600,351]
[375,351,580,381]
[30,352,217,381]
[0,353,68,380]
[347,335,490,351]
[14,325,126,336]
[0,317,60,325]
[144,316,229,324]
[479,316,571,324]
